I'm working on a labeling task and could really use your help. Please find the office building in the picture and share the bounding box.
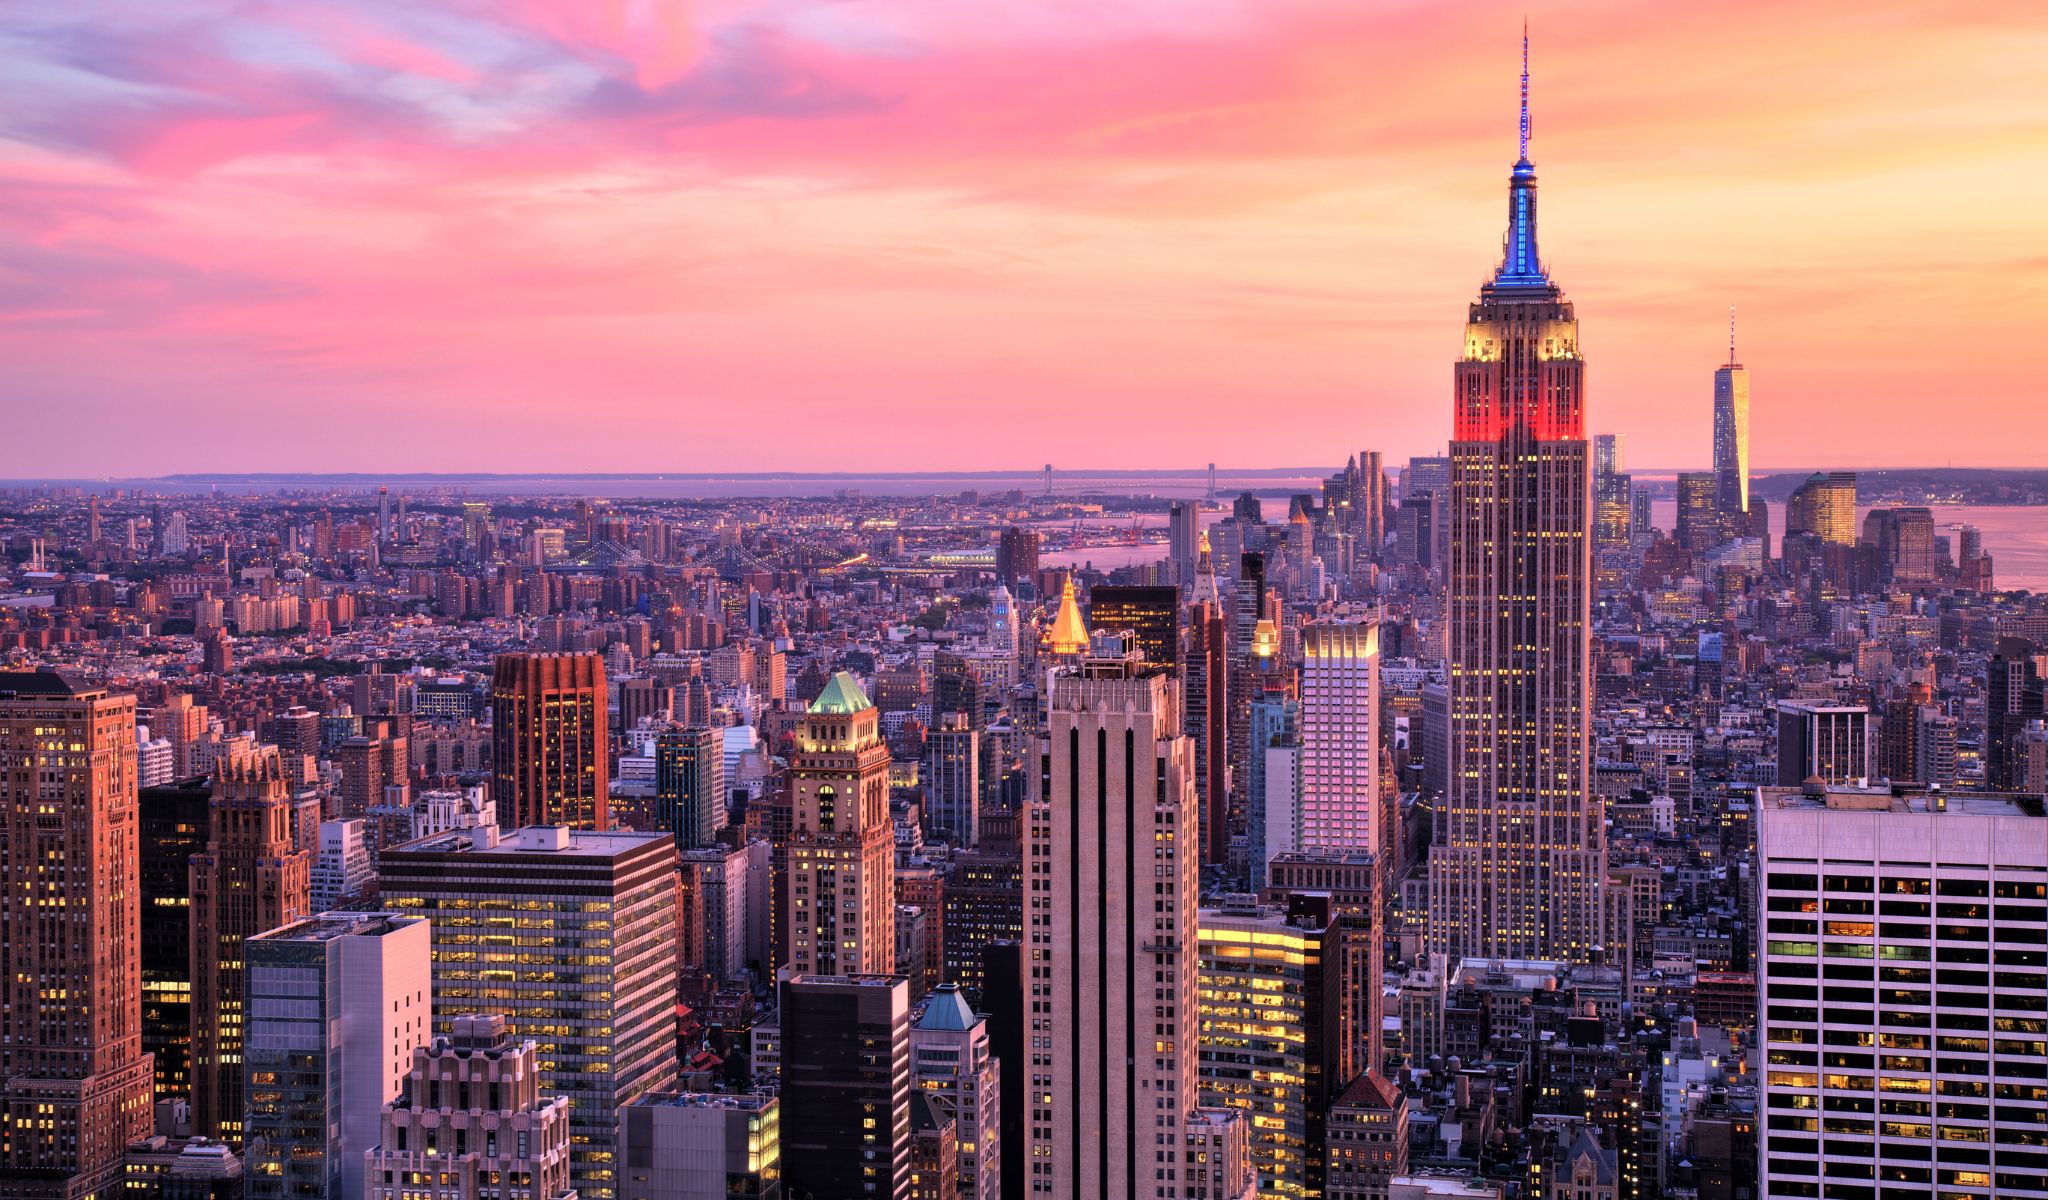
[1756,782,2048,1198]
[679,843,753,984]
[1186,597,1230,867]
[923,714,981,846]
[309,817,373,912]
[780,974,913,1200]
[1987,638,2045,793]
[619,1092,780,1200]
[1170,502,1201,587]
[1675,471,1723,555]
[491,651,609,830]
[367,1013,576,1200]
[243,913,432,1200]
[139,776,211,1103]
[1712,321,1751,518]
[787,673,897,977]
[654,725,725,849]
[1087,585,1181,669]
[1784,472,1856,547]
[1863,506,1938,587]
[1773,701,1872,786]
[911,985,1002,1200]
[1428,42,1606,964]
[1298,621,1381,855]
[1196,900,1342,1199]
[379,825,680,1200]
[995,527,1039,587]
[189,746,313,1142]
[0,672,155,1200]
[1026,656,1207,1198]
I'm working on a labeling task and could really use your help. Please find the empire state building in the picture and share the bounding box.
[1427,33,1605,963]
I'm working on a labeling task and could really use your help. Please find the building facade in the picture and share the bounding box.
[787,673,897,977]
[1428,46,1605,964]
[490,651,609,830]
[379,825,680,1200]
[0,672,155,1200]
[780,974,913,1200]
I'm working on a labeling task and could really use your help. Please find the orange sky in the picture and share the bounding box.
[2,0,2043,477]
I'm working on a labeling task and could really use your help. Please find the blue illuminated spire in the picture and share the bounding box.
[1493,22,1550,288]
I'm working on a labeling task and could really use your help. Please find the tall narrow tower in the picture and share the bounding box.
[786,672,896,977]
[1712,307,1751,518]
[0,672,155,1200]
[1428,31,1605,963]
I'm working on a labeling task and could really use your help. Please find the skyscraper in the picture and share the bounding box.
[995,527,1040,588]
[1428,34,1605,964]
[654,725,725,850]
[1086,584,1181,668]
[1026,654,1220,1199]
[491,651,609,830]
[369,1014,576,1200]
[787,672,897,977]
[1784,471,1856,546]
[1185,598,1230,867]
[379,826,680,1200]
[1169,501,1200,588]
[1756,782,2048,1198]
[0,672,155,1200]
[1712,312,1751,518]
[189,745,314,1143]
[138,776,210,1104]
[1297,621,1381,855]
[1675,470,1722,554]
[242,913,432,1200]
[780,974,913,1200]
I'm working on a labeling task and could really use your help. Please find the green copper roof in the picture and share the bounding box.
[808,671,874,715]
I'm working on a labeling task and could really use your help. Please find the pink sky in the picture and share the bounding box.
[3,0,2044,477]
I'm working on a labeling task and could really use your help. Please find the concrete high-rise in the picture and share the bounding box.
[379,826,680,1200]
[787,673,897,977]
[1773,701,1872,786]
[491,651,609,830]
[1712,314,1751,518]
[242,913,432,1200]
[189,745,314,1143]
[1297,622,1381,855]
[1026,654,1229,1199]
[0,672,155,1200]
[1756,782,2048,1198]
[1428,35,1605,965]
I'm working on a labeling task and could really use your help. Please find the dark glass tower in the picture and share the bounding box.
[1428,33,1605,963]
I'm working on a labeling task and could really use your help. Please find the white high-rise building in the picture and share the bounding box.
[137,722,176,788]
[243,913,433,1200]
[912,984,1002,1200]
[989,583,1019,661]
[1299,621,1381,854]
[1756,782,2048,1199]
[309,816,373,912]
[1026,655,1254,1199]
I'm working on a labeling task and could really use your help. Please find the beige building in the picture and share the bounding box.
[366,1013,574,1200]
[786,673,896,977]
[0,672,155,1200]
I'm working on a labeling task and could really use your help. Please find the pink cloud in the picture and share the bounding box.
[0,0,2044,476]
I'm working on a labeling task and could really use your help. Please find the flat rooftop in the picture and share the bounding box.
[1759,785,2042,820]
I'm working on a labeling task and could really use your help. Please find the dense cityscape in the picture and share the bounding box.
[6,26,2048,1200]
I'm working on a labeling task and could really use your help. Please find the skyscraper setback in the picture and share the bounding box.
[1428,36,1605,964]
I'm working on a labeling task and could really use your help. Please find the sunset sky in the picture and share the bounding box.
[3,1,2044,478]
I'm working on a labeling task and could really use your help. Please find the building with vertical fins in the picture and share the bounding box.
[0,672,156,1200]
[490,651,609,830]
[189,745,314,1143]
[1712,310,1751,520]
[787,672,897,977]
[1428,32,1605,964]
[1026,653,1249,1199]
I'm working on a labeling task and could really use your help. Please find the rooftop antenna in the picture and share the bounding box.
[1519,18,1531,162]
[1729,305,1737,364]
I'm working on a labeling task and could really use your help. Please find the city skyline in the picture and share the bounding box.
[4,2,2046,476]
